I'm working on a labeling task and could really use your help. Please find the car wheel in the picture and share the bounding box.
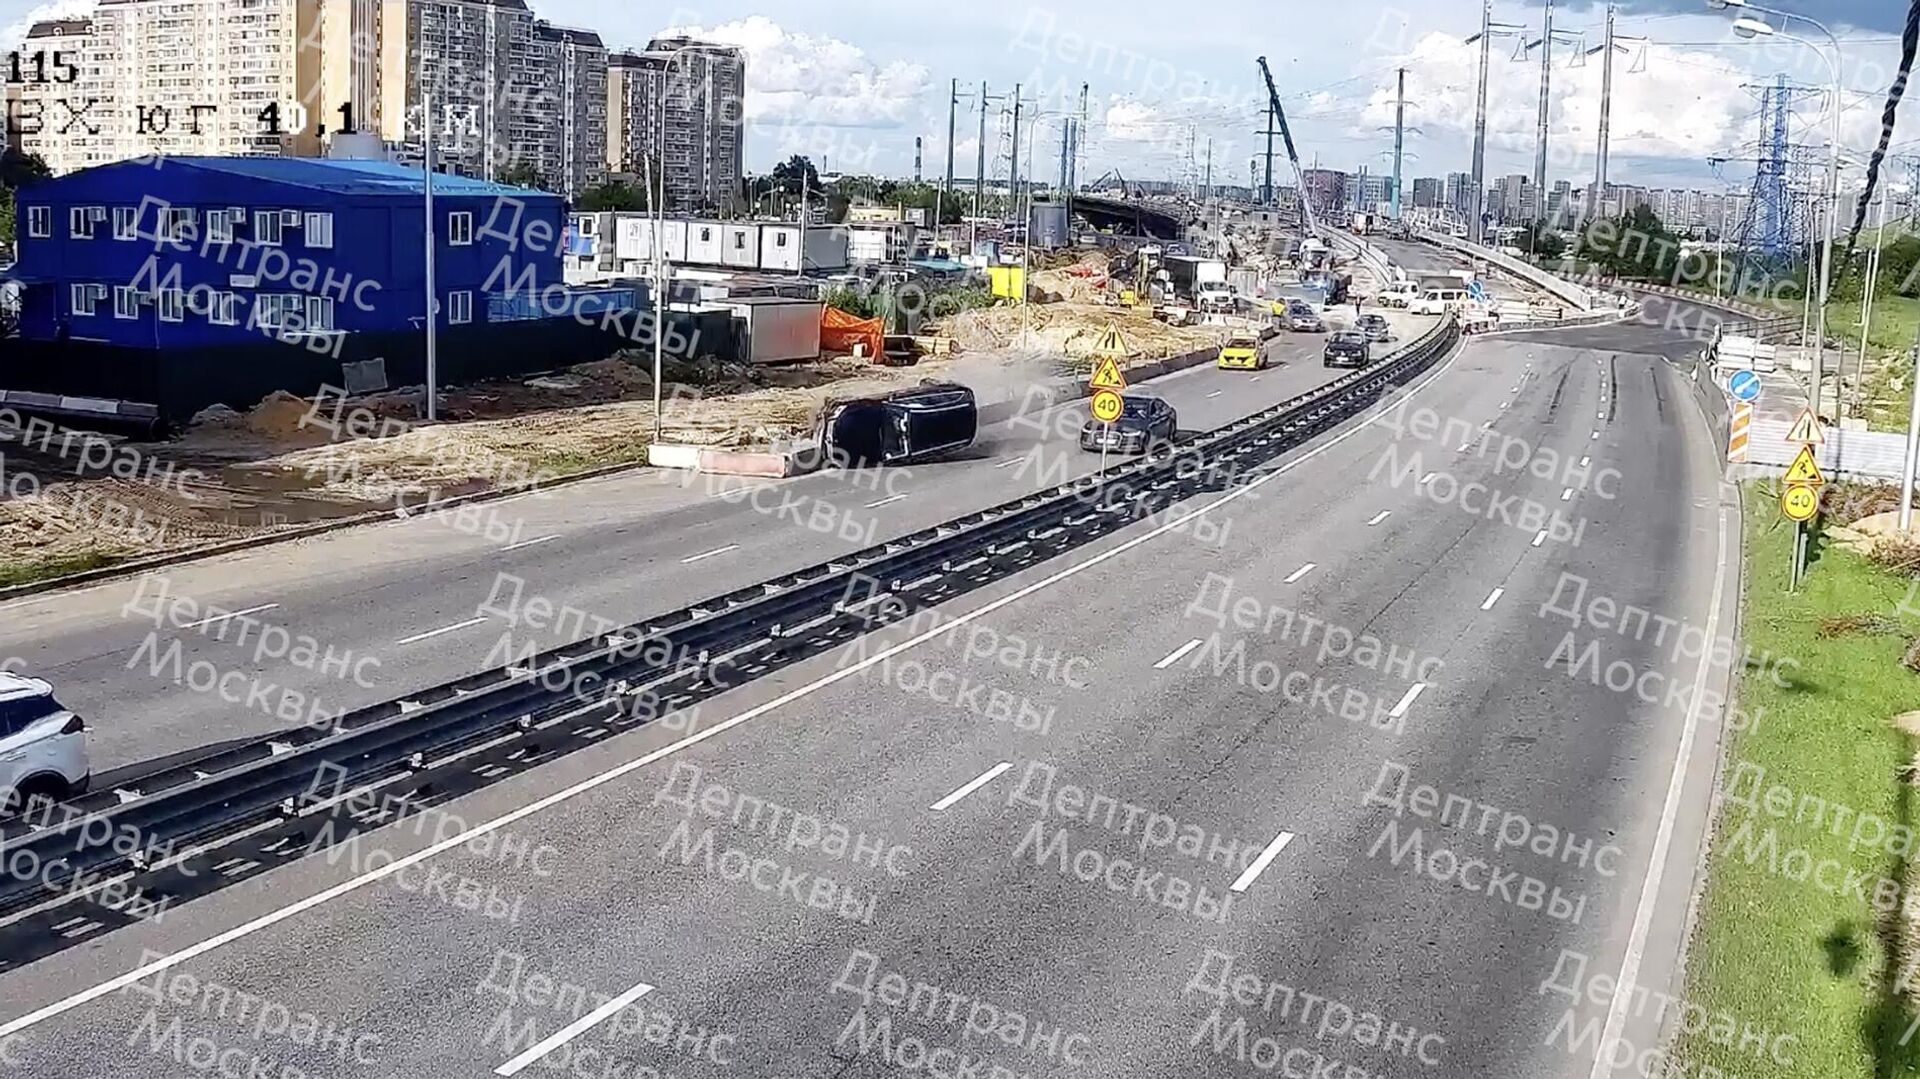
[0,774,68,819]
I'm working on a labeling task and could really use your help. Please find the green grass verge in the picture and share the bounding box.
[0,549,117,590]
[1674,487,1920,1077]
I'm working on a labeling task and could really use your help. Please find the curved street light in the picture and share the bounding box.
[1706,0,1845,421]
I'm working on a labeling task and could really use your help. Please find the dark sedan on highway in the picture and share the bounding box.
[1080,395,1178,455]
[1323,331,1372,368]
[1355,313,1392,343]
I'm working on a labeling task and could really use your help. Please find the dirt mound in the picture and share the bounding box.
[571,357,653,395]
[246,391,320,439]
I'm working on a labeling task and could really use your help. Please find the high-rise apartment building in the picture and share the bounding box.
[606,37,744,212]
[518,22,606,195]
[1444,171,1474,217]
[23,0,321,171]
[366,0,529,179]
[14,18,109,174]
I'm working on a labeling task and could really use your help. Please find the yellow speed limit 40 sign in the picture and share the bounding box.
[1090,389,1124,424]
[1781,483,1819,522]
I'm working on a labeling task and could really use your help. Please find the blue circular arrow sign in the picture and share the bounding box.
[1727,370,1761,403]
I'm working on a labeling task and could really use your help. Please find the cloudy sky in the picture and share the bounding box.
[3,0,1912,193]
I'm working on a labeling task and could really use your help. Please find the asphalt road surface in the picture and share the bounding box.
[0,311,1432,781]
[0,294,1741,1079]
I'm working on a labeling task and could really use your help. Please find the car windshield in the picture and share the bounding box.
[1334,332,1365,343]
[0,692,61,734]
[1120,399,1155,418]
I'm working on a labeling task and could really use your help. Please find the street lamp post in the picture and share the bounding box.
[650,43,734,445]
[1016,108,1077,349]
[1711,0,1844,424]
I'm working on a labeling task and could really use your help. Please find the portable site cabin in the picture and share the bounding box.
[721,223,760,268]
[758,225,849,274]
[686,221,724,266]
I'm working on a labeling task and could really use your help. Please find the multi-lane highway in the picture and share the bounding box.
[0,292,1739,1079]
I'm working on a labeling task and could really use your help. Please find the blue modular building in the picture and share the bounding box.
[12,156,568,348]
[0,156,657,424]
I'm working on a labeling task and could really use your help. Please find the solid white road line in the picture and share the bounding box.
[1591,430,1599,439]
[1532,530,1548,547]
[1206,391,1223,399]
[1367,510,1391,526]
[1418,472,1436,485]
[1561,488,1574,502]
[994,457,1025,469]
[0,315,1478,1046]
[865,493,909,509]
[495,978,656,1076]
[1283,563,1315,584]
[1387,682,1428,718]
[1586,506,1731,1079]
[929,762,1013,811]
[1481,588,1504,611]
[177,603,278,630]
[1229,830,1297,892]
[1154,638,1204,669]
[1579,456,1591,468]
[502,534,559,552]
[396,616,488,645]
[679,544,739,564]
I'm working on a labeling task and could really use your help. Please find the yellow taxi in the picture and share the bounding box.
[1217,335,1265,371]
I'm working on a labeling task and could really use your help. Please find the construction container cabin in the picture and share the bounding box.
[0,156,659,422]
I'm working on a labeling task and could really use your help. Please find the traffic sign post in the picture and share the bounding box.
[1726,370,1761,403]
[1780,420,1825,591]
[1088,360,1128,475]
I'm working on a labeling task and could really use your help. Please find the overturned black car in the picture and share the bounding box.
[815,381,978,466]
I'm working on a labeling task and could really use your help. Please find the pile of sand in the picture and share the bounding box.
[247,391,320,439]
[940,302,1220,359]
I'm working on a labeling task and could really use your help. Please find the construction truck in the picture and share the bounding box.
[1352,212,1374,235]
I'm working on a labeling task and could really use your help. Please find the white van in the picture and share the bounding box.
[1411,288,1470,316]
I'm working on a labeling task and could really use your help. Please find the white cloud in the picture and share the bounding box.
[1,0,88,50]
[662,16,931,130]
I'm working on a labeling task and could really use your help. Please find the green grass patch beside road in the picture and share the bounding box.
[1675,488,1920,1076]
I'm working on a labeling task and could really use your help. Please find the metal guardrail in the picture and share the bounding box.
[0,319,1465,925]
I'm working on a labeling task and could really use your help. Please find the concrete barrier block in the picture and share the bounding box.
[697,448,798,478]
[647,442,702,470]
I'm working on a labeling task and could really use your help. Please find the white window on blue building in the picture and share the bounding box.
[306,295,335,332]
[113,206,138,240]
[305,212,333,248]
[253,210,284,246]
[157,290,185,323]
[163,207,195,244]
[209,292,239,326]
[69,207,101,239]
[25,206,49,238]
[206,210,234,245]
[113,286,140,319]
[448,212,473,245]
[448,290,472,324]
[253,294,287,329]
[70,284,102,316]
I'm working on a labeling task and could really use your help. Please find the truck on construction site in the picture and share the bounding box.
[1159,255,1229,304]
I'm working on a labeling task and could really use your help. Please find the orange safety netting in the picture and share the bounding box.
[821,306,885,360]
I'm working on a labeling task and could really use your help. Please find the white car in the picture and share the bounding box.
[0,673,90,815]
[1410,288,1470,316]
